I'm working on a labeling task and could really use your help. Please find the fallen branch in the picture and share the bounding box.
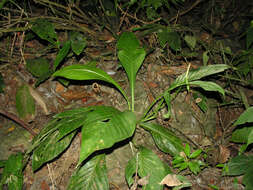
[0,109,37,136]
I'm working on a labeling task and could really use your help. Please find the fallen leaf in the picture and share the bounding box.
[159,174,182,186]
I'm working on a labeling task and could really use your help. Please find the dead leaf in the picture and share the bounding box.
[28,86,49,115]
[218,145,230,163]
[159,174,182,186]
[138,175,149,186]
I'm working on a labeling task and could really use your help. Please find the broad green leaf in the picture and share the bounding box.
[234,107,253,126]
[26,58,51,77]
[158,28,181,50]
[157,27,169,48]
[165,31,181,51]
[0,153,23,190]
[16,84,35,121]
[243,166,253,190]
[32,131,76,171]
[138,147,171,190]
[35,70,53,87]
[140,123,184,156]
[79,109,136,165]
[54,106,94,118]
[184,35,196,50]
[169,64,229,91]
[117,32,140,52]
[53,64,129,106]
[117,32,146,111]
[31,18,58,45]
[125,155,137,186]
[189,81,225,96]
[126,147,171,190]
[224,155,253,176]
[69,31,86,55]
[25,58,52,86]
[0,73,4,93]
[118,48,146,110]
[231,126,253,143]
[67,154,109,190]
[53,41,71,70]
[247,129,253,147]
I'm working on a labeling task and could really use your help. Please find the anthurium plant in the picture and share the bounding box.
[0,31,229,190]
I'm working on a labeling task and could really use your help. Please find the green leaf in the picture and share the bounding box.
[193,92,208,113]
[79,108,136,165]
[189,149,202,159]
[0,73,4,93]
[117,32,146,111]
[26,58,51,77]
[172,155,184,165]
[247,129,253,147]
[243,166,253,190]
[117,32,140,52]
[158,29,181,51]
[53,64,129,107]
[231,126,253,143]
[125,155,137,186]
[184,144,191,157]
[0,160,6,168]
[31,18,58,45]
[233,107,253,126]
[167,31,181,51]
[172,175,192,190]
[202,51,209,66]
[169,64,229,91]
[189,81,225,96]
[16,84,35,121]
[224,155,253,176]
[32,131,76,171]
[67,154,109,190]
[247,26,253,49]
[69,31,86,55]
[126,147,171,190]
[188,161,201,175]
[35,70,53,87]
[53,41,71,71]
[140,123,184,156]
[184,35,196,50]
[0,153,23,190]
[178,162,188,171]
[163,91,171,118]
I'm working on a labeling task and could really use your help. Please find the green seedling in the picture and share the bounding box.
[172,144,206,175]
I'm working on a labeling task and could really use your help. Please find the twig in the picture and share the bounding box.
[117,4,161,25]
[47,163,56,190]
[0,110,37,136]
[168,0,203,23]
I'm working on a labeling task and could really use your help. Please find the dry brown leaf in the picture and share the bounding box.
[28,86,49,115]
[218,145,230,163]
[159,174,182,186]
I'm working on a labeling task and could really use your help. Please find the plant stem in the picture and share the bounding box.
[0,110,37,136]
